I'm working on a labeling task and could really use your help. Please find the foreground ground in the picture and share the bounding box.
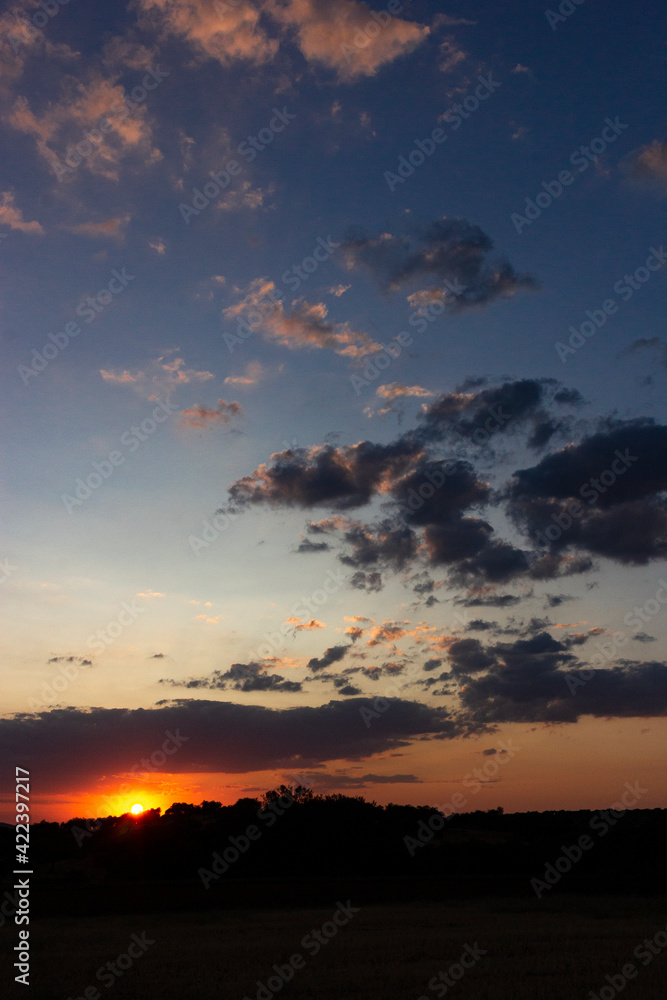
[3,895,666,999]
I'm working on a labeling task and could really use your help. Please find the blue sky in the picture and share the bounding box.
[2,0,667,820]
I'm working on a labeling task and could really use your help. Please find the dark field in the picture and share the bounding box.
[4,895,666,1000]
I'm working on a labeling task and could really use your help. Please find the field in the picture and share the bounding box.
[3,895,666,1000]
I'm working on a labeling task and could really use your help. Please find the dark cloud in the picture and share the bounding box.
[349,570,383,592]
[161,662,302,693]
[47,655,92,666]
[619,338,667,368]
[307,645,350,672]
[544,594,575,608]
[509,422,667,565]
[464,619,499,632]
[633,632,657,644]
[0,699,460,791]
[455,593,524,608]
[447,631,667,724]
[423,658,442,672]
[339,518,418,570]
[225,439,422,512]
[296,537,331,553]
[339,218,537,310]
[417,378,580,450]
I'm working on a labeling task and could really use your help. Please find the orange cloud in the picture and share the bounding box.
[267,0,429,81]
[0,191,43,234]
[70,215,130,241]
[179,398,243,429]
[100,355,215,398]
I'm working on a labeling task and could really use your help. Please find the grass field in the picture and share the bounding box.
[3,895,666,1000]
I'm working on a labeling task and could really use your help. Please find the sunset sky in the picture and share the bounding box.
[1,0,666,823]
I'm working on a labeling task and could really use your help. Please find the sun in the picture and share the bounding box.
[130,803,144,815]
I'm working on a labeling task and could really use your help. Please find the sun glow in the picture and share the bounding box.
[130,803,144,815]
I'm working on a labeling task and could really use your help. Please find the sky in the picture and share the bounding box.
[1,0,666,823]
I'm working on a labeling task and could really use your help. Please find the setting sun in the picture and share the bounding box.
[130,803,144,815]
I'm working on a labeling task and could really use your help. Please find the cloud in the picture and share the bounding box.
[377,383,433,401]
[624,138,667,191]
[8,70,161,181]
[69,215,130,242]
[0,698,459,790]
[339,218,537,310]
[619,337,667,369]
[161,662,302,693]
[454,632,667,724]
[307,644,350,672]
[47,655,92,666]
[218,181,275,212]
[138,0,429,81]
[417,378,581,450]
[267,0,429,81]
[223,361,275,387]
[100,354,214,398]
[179,398,243,429]
[224,282,381,357]
[0,191,43,234]
[287,617,325,632]
[225,438,422,512]
[138,0,279,66]
[508,421,667,564]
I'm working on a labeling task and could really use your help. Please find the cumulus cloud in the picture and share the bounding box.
[225,438,422,512]
[508,422,667,565]
[179,398,243,429]
[339,218,537,310]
